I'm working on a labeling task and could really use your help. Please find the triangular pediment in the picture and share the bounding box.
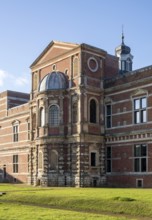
[30,41,79,68]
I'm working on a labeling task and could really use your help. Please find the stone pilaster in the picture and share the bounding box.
[59,95,64,134]
[40,145,48,186]
[68,94,72,135]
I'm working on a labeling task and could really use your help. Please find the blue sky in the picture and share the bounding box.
[0,0,152,93]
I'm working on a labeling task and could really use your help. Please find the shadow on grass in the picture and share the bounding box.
[112,197,136,202]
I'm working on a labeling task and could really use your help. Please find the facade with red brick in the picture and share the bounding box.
[0,38,151,187]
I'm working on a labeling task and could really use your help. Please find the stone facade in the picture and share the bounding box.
[0,39,152,187]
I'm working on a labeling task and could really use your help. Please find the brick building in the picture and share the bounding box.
[0,36,152,187]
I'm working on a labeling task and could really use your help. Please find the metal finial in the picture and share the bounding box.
[122,25,124,44]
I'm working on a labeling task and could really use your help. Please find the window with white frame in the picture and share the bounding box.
[49,105,59,126]
[13,124,19,142]
[134,144,147,172]
[134,97,147,124]
[13,155,18,173]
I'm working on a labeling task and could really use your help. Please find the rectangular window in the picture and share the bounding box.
[134,144,147,172]
[106,147,112,172]
[13,125,18,142]
[134,97,147,124]
[91,152,96,167]
[136,179,143,188]
[106,105,112,128]
[13,155,18,173]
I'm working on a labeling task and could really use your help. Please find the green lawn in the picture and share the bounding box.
[1,184,151,220]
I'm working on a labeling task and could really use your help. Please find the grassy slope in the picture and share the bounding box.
[0,184,152,219]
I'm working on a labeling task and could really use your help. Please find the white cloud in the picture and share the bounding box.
[0,69,30,93]
[15,76,29,86]
[0,69,8,86]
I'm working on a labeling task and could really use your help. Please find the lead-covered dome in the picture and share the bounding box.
[39,71,68,92]
[115,33,131,55]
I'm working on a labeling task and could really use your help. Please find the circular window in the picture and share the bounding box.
[87,57,98,72]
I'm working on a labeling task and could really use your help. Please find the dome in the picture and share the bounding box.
[115,33,131,55]
[39,71,68,92]
[120,44,130,54]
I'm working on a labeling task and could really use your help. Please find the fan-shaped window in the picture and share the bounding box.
[72,102,78,123]
[48,150,58,170]
[73,57,79,77]
[90,99,97,123]
[49,105,59,126]
[40,108,45,127]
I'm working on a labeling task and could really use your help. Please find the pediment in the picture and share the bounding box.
[104,97,112,103]
[30,41,78,68]
[131,88,148,97]
[12,120,20,125]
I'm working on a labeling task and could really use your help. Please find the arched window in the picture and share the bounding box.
[49,105,59,126]
[72,102,78,123]
[12,120,20,142]
[40,108,45,127]
[126,58,132,71]
[90,99,97,123]
[48,150,58,170]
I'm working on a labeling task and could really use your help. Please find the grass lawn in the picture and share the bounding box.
[0,203,133,220]
[0,184,152,220]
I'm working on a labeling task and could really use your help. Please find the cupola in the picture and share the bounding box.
[115,32,133,74]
